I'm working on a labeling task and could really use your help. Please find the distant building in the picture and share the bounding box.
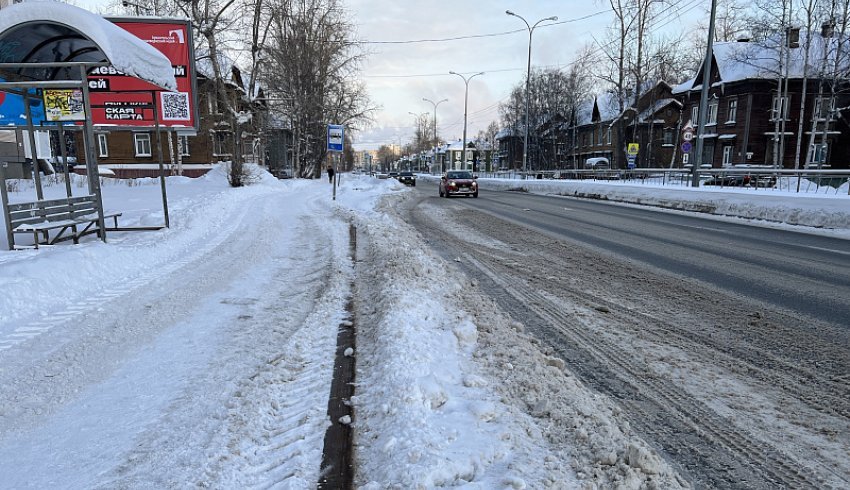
[495,128,523,171]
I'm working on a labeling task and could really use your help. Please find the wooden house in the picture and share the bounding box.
[673,29,850,169]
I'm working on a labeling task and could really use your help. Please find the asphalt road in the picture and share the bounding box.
[416,180,850,328]
[404,179,850,488]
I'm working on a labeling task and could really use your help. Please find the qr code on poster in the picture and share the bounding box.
[160,92,190,121]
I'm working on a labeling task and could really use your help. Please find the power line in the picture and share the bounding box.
[363,0,703,80]
[358,9,612,45]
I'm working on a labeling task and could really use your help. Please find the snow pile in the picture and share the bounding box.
[349,199,572,488]
[344,190,688,488]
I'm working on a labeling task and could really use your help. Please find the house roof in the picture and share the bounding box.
[575,91,620,126]
[673,30,848,94]
[635,98,682,122]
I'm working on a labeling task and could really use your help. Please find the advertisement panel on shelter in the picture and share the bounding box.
[89,18,198,129]
[0,86,46,126]
[1,19,198,129]
[42,89,86,122]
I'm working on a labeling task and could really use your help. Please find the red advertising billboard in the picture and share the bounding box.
[88,19,198,129]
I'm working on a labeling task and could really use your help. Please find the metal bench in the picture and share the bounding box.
[6,195,121,249]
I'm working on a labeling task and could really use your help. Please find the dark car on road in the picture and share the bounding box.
[439,170,478,198]
[398,171,416,186]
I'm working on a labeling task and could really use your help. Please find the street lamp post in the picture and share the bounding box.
[449,71,484,172]
[122,0,155,15]
[423,97,448,174]
[506,10,557,178]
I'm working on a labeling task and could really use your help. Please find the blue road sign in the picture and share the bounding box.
[327,124,344,152]
[681,141,692,153]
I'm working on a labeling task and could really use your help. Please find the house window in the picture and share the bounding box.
[590,130,595,146]
[213,131,230,156]
[606,128,612,145]
[707,98,718,125]
[691,106,698,124]
[810,143,829,164]
[727,99,738,123]
[97,133,109,158]
[663,129,674,145]
[814,97,835,120]
[771,95,790,120]
[177,135,190,156]
[722,145,734,166]
[134,133,152,157]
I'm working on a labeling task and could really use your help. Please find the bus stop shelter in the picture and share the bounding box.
[0,2,177,249]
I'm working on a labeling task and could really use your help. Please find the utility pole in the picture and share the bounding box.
[691,0,718,187]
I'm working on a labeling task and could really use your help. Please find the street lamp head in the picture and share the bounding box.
[506,10,514,16]
[449,70,458,75]
[547,16,558,22]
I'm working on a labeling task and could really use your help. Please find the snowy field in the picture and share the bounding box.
[0,166,847,488]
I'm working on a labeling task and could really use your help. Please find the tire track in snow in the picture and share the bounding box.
[94,195,355,488]
[410,201,845,489]
[465,250,822,489]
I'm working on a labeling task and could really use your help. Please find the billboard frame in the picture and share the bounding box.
[91,17,199,131]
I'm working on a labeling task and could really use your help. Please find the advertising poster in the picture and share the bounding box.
[43,88,85,122]
[0,87,46,126]
[1,19,197,129]
[90,19,197,129]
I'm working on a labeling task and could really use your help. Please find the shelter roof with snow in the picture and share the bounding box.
[0,1,176,91]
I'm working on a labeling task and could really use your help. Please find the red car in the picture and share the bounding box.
[439,171,479,198]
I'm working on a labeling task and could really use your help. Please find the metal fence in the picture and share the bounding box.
[473,168,850,196]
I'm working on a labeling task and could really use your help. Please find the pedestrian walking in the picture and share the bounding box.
[327,164,335,183]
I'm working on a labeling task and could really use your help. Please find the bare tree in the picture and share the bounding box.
[499,65,592,169]
[262,0,374,179]
[806,0,850,168]
[593,0,667,165]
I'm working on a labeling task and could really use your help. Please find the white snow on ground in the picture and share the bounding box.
[0,167,847,488]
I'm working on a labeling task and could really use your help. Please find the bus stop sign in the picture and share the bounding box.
[327,124,344,152]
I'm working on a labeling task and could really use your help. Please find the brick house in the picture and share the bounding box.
[672,30,850,169]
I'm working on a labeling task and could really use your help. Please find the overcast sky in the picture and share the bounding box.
[347,0,705,151]
[74,0,705,152]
